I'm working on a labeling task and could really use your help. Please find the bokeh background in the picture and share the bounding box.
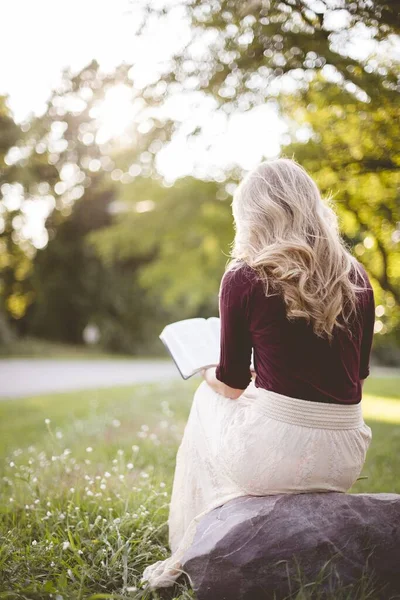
[1,3,400,598]
[1,0,399,362]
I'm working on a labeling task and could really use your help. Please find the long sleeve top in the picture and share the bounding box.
[215,262,375,405]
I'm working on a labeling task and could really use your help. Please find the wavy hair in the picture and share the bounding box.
[228,158,367,340]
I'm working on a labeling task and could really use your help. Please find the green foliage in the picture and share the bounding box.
[0,97,33,331]
[0,62,175,352]
[1,4,399,356]
[89,1,400,351]
[90,176,234,315]
[280,77,400,344]
[26,179,170,353]
[145,0,399,107]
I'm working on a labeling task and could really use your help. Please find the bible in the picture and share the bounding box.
[159,317,221,380]
[160,317,254,380]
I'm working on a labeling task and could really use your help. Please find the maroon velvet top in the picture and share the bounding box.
[215,262,375,405]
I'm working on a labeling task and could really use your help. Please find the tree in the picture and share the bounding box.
[0,96,31,340]
[276,76,400,353]
[90,175,236,316]
[27,179,166,353]
[2,61,175,350]
[144,0,399,108]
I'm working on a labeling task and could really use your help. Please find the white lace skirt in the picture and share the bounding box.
[141,379,372,589]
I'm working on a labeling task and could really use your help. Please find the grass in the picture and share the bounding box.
[0,376,399,599]
[0,337,167,361]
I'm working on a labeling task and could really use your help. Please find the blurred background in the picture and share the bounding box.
[0,0,399,364]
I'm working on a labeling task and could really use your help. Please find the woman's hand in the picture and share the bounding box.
[201,366,217,387]
[200,366,245,400]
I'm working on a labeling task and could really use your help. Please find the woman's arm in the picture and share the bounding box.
[359,276,375,382]
[201,366,247,400]
[203,267,253,399]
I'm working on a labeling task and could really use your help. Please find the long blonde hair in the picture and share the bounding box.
[228,158,367,340]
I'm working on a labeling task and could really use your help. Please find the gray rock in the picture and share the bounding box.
[182,493,400,600]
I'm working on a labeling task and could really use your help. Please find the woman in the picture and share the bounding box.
[141,158,375,590]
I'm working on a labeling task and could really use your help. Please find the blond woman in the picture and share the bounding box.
[141,158,374,589]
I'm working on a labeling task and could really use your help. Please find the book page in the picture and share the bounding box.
[205,317,221,365]
[160,318,219,379]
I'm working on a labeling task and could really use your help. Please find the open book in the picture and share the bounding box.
[159,317,254,380]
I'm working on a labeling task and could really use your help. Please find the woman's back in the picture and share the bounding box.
[215,262,375,405]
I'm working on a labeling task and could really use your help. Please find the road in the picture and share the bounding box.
[0,359,180,399]
[0,360,398,400]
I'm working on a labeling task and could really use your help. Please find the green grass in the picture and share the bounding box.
[0,337,167,361]
[1,376,399,600]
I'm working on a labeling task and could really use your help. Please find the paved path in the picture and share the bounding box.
[0,360,398,400]
[0,359,180,399]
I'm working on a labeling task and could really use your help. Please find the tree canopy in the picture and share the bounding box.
[1,1,399,358]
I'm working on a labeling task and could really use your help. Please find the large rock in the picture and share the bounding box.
[182,493,400,600]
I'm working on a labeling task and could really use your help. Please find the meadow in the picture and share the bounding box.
[1,375,399,600]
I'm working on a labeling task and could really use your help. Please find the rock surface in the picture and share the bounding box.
[182,493,400,600]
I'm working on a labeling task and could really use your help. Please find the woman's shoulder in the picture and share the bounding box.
[219,261,280,306]
[219,261,282,318]
[218,262,261,302]
[220,261,260,290]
